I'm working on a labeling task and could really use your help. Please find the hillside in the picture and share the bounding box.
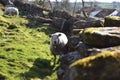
[0,9,57,80]
[1,1,120,80]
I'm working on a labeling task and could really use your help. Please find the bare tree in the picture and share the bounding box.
[73,0,77,15]
[61,0,71,11]
[55,0,59,9]
[82,0,88,18]
[48,0,53,10]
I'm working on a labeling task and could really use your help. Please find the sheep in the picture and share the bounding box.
[4,7,19,16]
[49,32,68,67]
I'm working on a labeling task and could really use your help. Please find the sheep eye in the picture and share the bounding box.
[58,34,61,37]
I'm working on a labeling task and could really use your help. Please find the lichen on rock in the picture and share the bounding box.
[63,49,120,80]
[81,27,120,47]
[104,16,120,27]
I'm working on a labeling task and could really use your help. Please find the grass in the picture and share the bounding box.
[0,10,57,80]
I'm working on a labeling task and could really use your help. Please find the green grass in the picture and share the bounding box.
[0,12,57,80]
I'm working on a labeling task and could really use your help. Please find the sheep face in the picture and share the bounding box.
[49,33,61,48]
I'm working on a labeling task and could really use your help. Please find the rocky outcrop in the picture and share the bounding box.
[49,10,72,20]
[13,0,48,17]
[104,16,120,27]
[0,0,10,6]
[81,27,120,47]
[0,0,14,7]
[26,16,52,27]
[61,17,79,33]
[51,17,66,30]
[68,36,81,52]
[71,20,104,30]
[63,48,120,80]
[57,26,120,80]
[49,11,78,33]
[57,51,82,80]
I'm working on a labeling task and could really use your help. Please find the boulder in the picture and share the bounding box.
[52,17,66,31]
[68,36,81,52]
[70,20,104,36]
[76,41,89,57]
[104,16,120,27]
[63,17,79,33]
[27,16,52,27]
[71,29,83,36]
[13,0,47,17]
[67,36,101,58]
[81,27,120,47]
[50,11,78,33]
[72,20,104,30]
[57,51,82,80]
[63,47,120,80]
[49,10,72,20]
[86,20,104,27]
[0,0,10,6]
[72,20,87,29]
[85,17,104,22]
[59,51,82,66]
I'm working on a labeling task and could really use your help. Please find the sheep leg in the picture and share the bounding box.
[53,54,56,67]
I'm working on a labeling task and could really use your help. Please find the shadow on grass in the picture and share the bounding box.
[39,26,57,35]
[23,58,55,79]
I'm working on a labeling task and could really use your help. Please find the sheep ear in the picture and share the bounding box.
[58,34,61,37]
[49,34,52,37]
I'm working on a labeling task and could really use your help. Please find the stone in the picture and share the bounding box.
[68,36,81,52]
[63,47,120,80]
[59,51,82,65]
[52,17,66,31]
[104,16,120,27]
[49,10,72,20]
[0,0,10,6]
[27,16,52,27]
[63,17,79,33]
[13,0,47,17]
[57,51,82,80]
[72,20,104,30]
[81,27,120,47]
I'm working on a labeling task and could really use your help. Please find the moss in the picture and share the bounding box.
[0,10,57,80]
[83,28,100,33]
[106,16,120,20]
[81,27,120,47]
[70,50,120,80]
[8,23,20,29]
[71,50,120,66]
[0,16,10,28]
[0,16,10,24]
[104,16,120,26]
[0,73,6,80]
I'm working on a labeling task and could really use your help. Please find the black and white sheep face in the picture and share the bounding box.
[49,33,61,48]
[49,32,68,50]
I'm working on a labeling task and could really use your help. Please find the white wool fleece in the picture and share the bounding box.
[50,32,68,48]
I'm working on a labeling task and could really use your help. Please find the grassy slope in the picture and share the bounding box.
[0,10,57,80]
